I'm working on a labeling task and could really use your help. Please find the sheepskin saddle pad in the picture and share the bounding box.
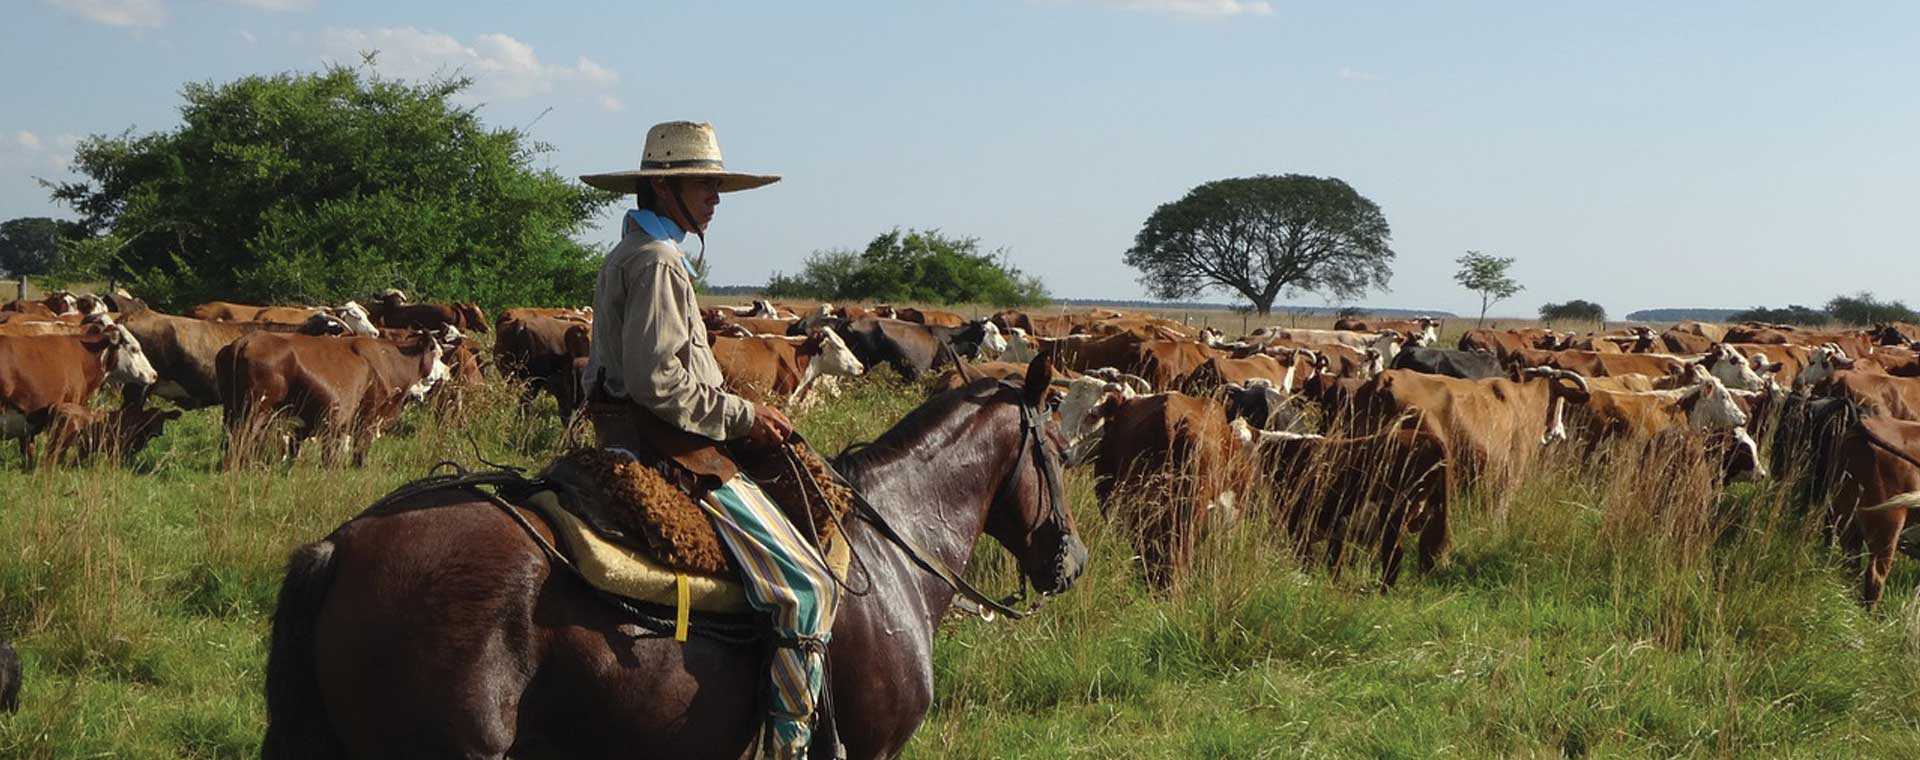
[529,447,853,614]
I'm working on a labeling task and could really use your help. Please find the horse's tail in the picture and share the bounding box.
[261,540,348,760]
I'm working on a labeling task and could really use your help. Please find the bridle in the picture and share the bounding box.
[834,378,1073,621]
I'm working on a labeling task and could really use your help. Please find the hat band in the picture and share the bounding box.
[642,158,726,170]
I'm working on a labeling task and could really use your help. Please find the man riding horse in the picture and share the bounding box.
[579,121,835,759]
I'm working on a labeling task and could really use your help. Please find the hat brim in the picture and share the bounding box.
[579,168,780,194]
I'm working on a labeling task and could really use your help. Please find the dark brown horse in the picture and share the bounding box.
[262,357,1087,759]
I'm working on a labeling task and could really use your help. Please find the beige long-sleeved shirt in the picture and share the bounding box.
[584,212,755,441]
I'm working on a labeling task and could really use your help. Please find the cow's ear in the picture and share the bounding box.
[1094,393,1125,420]
[1022,356,1053,408]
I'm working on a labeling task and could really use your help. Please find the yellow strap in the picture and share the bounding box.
[674,573,691,643]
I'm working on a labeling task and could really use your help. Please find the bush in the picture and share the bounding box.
[1826,292,1920,326]
[1538,299,1606,322]
[47,65,618,312]
[765,228,1048,307]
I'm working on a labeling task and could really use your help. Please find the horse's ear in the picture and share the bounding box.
[1022,356,1053,408]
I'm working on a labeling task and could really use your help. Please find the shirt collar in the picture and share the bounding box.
[624,208,686,244]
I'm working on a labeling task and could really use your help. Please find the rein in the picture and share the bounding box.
[817,378,1066,622]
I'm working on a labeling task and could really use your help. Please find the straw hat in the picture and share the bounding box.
[579,121,780,194]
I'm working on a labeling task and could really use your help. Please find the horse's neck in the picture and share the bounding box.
[843,411,1014,605]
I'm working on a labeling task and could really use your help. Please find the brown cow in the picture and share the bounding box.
[494,316,592,410]
[710,330,865,404]
[891,307,966,328]
[1458,328,1562,359]
[1506,348,1688,380]
[188,301,271,321]
[217,332,449,465]
[1237,416,1451,584]
[367,293,489,334]
[1820,371,1920,421]
[1176,354,1301,395]
[993,310,1083,337]
[497,307,591,325]
[0,325,159,466]
[1040,333,1215,390]
[1830,416,1920,605]
[1354,367,1591,489]
[1085,391,1244,587]
[1572,373,1764,481]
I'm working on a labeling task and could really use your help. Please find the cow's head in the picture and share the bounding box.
[1369,330,1404,366]
[299,312,354,336]
[1793,343,1853,392]
[1699,343,1767,391]
[1682,370,1749,433]
[804,328,864,378]
[974,319,1009,360]
[1412,318,1439,347]
[1222,378,1294,431]
[381,288,408,304]
[93,323,159,387]
[1050,374,1136,465]
[405,338,450,402]
[335,301,379,336]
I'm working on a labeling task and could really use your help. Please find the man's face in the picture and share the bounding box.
[656,177,722,231]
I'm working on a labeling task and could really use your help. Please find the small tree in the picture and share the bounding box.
[1454,251,1522,328]
[1124,174,1394,316]
[1538,299,1606,323]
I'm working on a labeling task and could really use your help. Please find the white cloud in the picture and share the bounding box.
[2,131,81,173]
[234,28,257,45]
[317,27,622,106]
[1062,0,1273,17]
[1338,67,1382,82]
[220,0,315,10]
[598,94,625,113]
[47,0,166,28]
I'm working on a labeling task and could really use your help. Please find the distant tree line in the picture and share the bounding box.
[1728,292,1919,327]
[765,228,1048,307]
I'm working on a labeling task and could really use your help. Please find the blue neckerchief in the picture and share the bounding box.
[625,208,687,244]
[624,208,694,277]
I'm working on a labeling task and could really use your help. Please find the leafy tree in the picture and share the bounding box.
[1825,292,1919,326]
[765,228,1048,306]
[1124,174,1394,316]
[46,65,618,312]
[1729,304,1829,326]
[1454,251,1522,328]
[1538,299,1606,323]
[0,217,73,278]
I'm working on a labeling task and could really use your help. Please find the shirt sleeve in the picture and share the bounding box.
[620,256,757,441]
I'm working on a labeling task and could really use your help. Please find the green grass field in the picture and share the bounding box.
[1,357,1918,758]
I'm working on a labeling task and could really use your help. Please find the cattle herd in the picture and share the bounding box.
[6,289,1920,604]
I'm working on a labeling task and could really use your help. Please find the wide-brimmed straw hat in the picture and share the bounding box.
[579,121,780,194]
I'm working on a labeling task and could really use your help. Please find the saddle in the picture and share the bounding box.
[524,443,855,616]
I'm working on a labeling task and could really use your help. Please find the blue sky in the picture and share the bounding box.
[4,1,1916,317]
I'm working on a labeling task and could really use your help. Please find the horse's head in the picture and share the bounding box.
[981,357,1088,596]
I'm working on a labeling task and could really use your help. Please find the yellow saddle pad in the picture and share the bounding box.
[523,489,851,616]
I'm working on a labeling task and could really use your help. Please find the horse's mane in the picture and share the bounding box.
[833,377,1013,486]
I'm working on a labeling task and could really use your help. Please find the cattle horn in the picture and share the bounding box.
[1553,368,1590,394]
[1117,373,1152,395]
